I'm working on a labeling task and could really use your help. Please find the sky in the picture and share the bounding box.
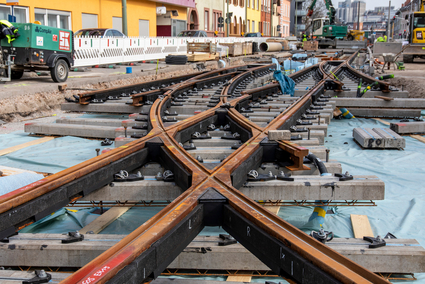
[363,0,405,10]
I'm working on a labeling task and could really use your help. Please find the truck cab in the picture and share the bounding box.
[312,18,330,37]
[411,12,425,43]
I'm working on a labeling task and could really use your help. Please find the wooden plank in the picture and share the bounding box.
[411,134,425,143]
[226,276,252,282]
[372,118,391,125]
[187,53,218,62]
[374,95,394,101]
[0,136,55,156]
[264,206,280,215]
[79,207,132,234]
[0,166,37,177]
[351,214,374,238]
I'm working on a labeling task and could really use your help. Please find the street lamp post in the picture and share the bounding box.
[295,0,298,36]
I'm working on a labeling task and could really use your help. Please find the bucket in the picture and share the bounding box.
[126,67,132,74]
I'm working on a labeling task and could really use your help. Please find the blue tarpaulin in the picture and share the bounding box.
[273,70,296,96]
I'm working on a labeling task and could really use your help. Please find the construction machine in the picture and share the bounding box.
[307,0,347,48]
[307,0,366,48]
[0,23,73,83]
[402,0,425,62]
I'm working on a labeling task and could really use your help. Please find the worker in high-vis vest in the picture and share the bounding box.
[0,20,20,43]
[384,35,387,42]
[376,36,385,42]
[302,32,307,47]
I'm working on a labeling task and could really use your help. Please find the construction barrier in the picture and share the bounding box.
[73,36,268,67]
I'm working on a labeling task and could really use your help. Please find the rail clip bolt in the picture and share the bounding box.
[308,128,311,140]
[124,126,128,137]
[318,115,321,125]
[96,148,100,156]
[326,149,330,162]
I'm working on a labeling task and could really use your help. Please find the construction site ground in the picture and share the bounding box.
[1,50,425,283]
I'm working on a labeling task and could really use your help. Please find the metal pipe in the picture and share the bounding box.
[122,0,128,36]
[387,1,391,40]
[227,0,229,37]
[259,42,283,52]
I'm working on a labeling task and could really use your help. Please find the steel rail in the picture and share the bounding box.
[63,59,389,284]
[1,56,391,284]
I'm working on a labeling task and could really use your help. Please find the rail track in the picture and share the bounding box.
[0,51,393,283]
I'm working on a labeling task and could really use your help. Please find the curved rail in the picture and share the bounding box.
[1,56,391,284]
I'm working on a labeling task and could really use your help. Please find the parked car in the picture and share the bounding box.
[245,32,262,37]
[74,28,126,38]
[177,30,208,37]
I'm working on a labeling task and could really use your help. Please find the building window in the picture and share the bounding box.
[240,0,244,8]
[248,0,250,8]
[234,0,237,5]
[0,4,29,23]
[34,8,71,29]
[204,9,209,31]
[252,20,255,32]
[257,0,260,10]
[247,20,250,32]
[81,13,98,29]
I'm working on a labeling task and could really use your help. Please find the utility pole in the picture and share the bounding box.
[357,1,360,31]
[122,0,128,36]
[295,0,298,36]
[227,0,230,36]
[270,0,273,36]
[387,0,391,39]
[245,0,248,34]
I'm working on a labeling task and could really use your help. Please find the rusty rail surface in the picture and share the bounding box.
[1,52,390,284]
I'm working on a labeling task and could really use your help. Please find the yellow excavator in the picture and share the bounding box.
[403,0,425,62]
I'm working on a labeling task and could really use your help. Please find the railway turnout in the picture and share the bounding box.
[0,51,407,283]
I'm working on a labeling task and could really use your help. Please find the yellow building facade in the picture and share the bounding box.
[0,0,188,37]
[246,0,261,33]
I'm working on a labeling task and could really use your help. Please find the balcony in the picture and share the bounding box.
[296,10,307,16]
[150,0,195,8]
[295,24,306,30]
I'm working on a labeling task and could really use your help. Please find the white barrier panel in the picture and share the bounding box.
[99,37,124,65]
[123,37,145,63]
[73,36,270,67]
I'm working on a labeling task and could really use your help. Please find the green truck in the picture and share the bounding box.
[0,23,73,82]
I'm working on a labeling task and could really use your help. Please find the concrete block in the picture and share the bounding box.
[268,130,291,141]
[373,42,403,56]
[61,102,150,114]
[390,121,425,134]
[334,98,425,109]
[353,127,405,149]
[349,108,421,118]
[353,128,384,148]
[372,128,406,148]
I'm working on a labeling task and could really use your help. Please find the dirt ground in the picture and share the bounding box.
[0,54,424,125]
[383,58,425,98]
[0,59,246,123]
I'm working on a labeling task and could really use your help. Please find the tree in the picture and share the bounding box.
[303,0,328,35]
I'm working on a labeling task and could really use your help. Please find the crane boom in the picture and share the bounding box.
[307,0,337,24]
